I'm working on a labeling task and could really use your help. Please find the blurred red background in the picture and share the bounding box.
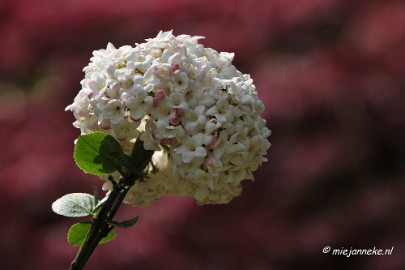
[1,0,405,269]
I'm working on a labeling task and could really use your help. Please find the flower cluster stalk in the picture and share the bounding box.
[70,139,154,270]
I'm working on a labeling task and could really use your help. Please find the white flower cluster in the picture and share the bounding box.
[66,31,271,206]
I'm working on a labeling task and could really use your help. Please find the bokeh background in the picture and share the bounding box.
[1,0,405,269]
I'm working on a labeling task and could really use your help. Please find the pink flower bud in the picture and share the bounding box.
[153,89,166,107]
[176,108,185,117]
[206,157,216,166]
[171,63,180,74]
[170,114,181,125]
[102,119,111,130]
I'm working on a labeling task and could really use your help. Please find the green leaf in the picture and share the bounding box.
[52,193,95,217]
[67,222,116,247]
[92,195,108,215]
[74,132,124,176]
[109,216,139,228]
[130,137,155,171]
[112,153,139,172]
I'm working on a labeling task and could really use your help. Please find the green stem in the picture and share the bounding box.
[70,139,154,270]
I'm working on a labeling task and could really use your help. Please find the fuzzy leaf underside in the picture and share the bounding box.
[52,193,95,217]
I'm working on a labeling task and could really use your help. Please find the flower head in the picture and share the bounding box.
[66,31,271,206]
